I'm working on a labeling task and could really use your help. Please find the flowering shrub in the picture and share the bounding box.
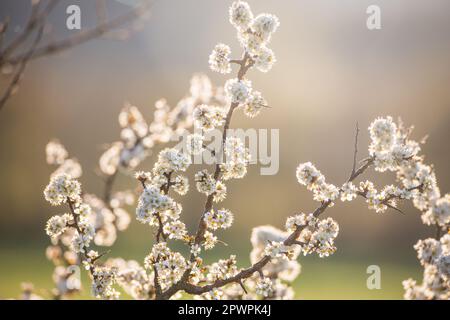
[31,1,450,300]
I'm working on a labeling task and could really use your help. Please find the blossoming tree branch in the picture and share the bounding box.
[34,1,450,300]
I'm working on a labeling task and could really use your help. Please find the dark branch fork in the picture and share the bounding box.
[157,119,417,299]
[0,0,152,112]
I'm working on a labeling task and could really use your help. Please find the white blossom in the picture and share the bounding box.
[45,215,70,238]
[229,1,253,31]
[213,181,227,202]
[195,170,216,195]
[173,175,189,196]
[163,220,187,240]
[46,141,68,165]
[253,46,276,72]
[44,173,81,205]
[251,14,280,41]
[256,277,274,297]
[204,209,234,230]
[340,182,358,201]
[225,78,252,104]
[209,43,232,74]
[186,133,204,155]
[136,186,174,224]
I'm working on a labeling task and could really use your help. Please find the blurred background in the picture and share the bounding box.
[0,0,449,299]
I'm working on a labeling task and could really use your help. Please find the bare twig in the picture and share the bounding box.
[159,124,421,299]
[0,17,11,49]
[0,0,152,112]
[0,24,44,111]
[350,122,359,180]
[435,224,442,240]
[7,1,151,65]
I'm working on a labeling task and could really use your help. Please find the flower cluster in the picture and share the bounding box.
[195,169,217,195]
[44,174,95,257]
[369,116,421,172]
[44,173,81,206]
[256,277,274,298]
[45,214,70,238]
[46,141,82,179]
[209,43,232,74]
[193,104,227,132]
[220,136,251,180]
[100,74,225,175]
[144,242,187,290]
[43,173,125,299]
[36,0,449,301]
[206,255,239,282]
[403,235,449,299]
[136,185,177,224]
[284,213,339,258]
[296,162,339,203]
[91,266,120,299]
[208,1,276,119]
[203,209,234,230]
[83,193,132,246]
[135,149,191,242]
[251,227,300,279]
[106,259,154,300]
[228,1,279,71]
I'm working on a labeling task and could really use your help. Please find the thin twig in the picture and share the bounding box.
[350,122,359,180]
[0,24,44,111]
[7,1,152,65]
[161,126,420,298]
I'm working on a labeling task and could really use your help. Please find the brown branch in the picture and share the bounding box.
[356,191,404,214]
[95,0,108,25]
[7,1,152,65]
[349,157,374,182]
[0,0,151,112]
[0,23,44,111]
[103,170,118,205]
[356,183,423,215]
[190,52,253,255]
[435,224,442,240]
[350,122,359,180]
[0,0,58,61]
[153,259,163,298]
[156,52,254,299]
[160,134,377,299]
[0,17,11,50]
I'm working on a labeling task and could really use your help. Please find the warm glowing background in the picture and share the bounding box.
[1,0,449,299]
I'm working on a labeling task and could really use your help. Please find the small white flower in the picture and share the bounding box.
[225,78,252,104]
[251,13,280,42]
[256,277,274,297]
[173,175,189,196]
[253,46,276,72]
[163,220,187,240]
[45,215,69,238]
[340,182,358,202]
[44,173,81,205]
[186,133,204,155]
[229,1,253,31]
[209,43,231,74]
[204,209,234,230]
[213,181,227,203]
[244,90,267,118]
[46,140,68,165]
[190,244,201,257]
[195,170,216,195]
